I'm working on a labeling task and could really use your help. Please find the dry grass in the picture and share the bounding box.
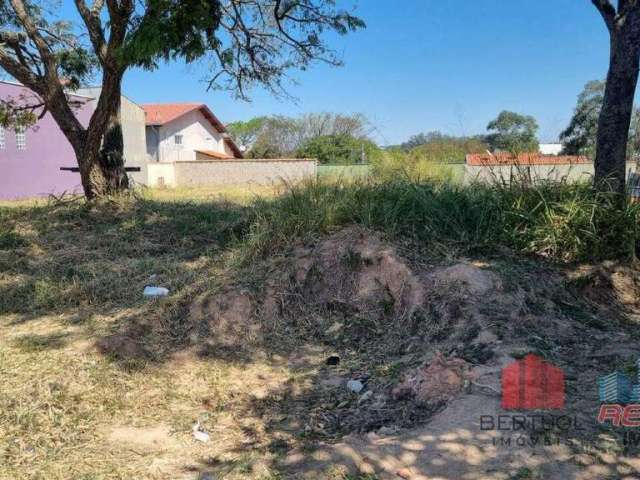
[1,180,638,479]
[0,186,293,480]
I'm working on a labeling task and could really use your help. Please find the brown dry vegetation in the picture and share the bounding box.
[1,182,640,479]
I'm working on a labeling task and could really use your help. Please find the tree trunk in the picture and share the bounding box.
[74,116,129,199]
[76,71,129,199]
[98,97,129,193]
[595,18,640,194]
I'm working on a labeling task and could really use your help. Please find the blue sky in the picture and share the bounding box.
[102,1,612,144]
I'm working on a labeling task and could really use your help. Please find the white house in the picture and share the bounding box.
[539,143,563,156]
[142,103,243,163]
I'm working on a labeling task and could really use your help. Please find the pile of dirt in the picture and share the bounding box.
[184,228,507,436]
[92,226,640,478]
[189,227,501,357]
[392,352,473,405]
[569,261,640,319]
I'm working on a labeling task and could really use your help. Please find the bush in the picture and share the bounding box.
[295,134,381,165]
[371,150,465,183]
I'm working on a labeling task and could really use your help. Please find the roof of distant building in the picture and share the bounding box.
[142,103,242,158]
[466,153,589,166]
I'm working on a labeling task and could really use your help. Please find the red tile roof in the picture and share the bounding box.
[142,103,243,158]
[466,153,589,166]
[142,103,204,126]
[195,149,235,160]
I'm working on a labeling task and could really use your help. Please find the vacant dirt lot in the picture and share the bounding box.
[1,187,640,480]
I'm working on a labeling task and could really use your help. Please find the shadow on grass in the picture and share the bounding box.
[2,191,640,479]
[12,332,71,352]
[0,197,248,320]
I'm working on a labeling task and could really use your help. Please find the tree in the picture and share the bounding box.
[591,0,640,194]
[295,134,379,164]
[226,117,267,151]
[486,111,539,155]
[233,112,370,158]
[399,131,489,161]
[561,79,640,160]
[0,1,364,198]
[561,80,606,158]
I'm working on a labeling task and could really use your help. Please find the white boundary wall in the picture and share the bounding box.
[146,159,317,187]
[464,162,638,184]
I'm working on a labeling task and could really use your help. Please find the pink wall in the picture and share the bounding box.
[0,82,95,200]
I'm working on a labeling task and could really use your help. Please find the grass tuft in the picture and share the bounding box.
[241,178,639,263]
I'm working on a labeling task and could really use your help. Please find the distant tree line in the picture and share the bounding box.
[227,113,380,164]
[397,110,539,161]
[229,92,640,166]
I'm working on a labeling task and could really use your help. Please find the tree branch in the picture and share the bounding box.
[74,0,107,63]
[9,0,53,61]
[592,0,617,32]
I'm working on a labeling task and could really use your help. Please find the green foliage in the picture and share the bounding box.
[226,117,268,150]
[371,150,465,183]
[561,79,640,159]
[400,131,488,156]
[0,101,37,130]
[371,131,486,182]
[123,0,365,97]
[295,134,380,164]
[243,177,639,263]
[486,111,539,154]
[230,113,374,159]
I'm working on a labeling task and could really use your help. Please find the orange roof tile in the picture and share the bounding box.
[142,103,204,126]
[466,153,589,166]
[195,149,235,160]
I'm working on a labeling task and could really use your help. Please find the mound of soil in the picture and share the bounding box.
[569,261,640,319]
[97,227,640,478]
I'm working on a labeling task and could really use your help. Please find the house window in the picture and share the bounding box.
[15,126,26,151]
[174,135,183,145]
[0,127,5,149]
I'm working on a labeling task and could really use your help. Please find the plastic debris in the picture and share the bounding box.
[143,286,169,298]
[192,422,210,443]
[347,379,365,393]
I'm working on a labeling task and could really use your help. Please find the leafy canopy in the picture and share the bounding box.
[486,111,539,154]
[561,79,640,159]
[0,0,365,129]
[229,112,372,159]
[124,0,366,99]
[295,134,380,164]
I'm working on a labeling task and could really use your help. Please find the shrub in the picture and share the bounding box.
[295,134,381,165]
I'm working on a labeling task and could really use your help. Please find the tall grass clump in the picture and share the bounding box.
[242,177,639,263]
[371,149,465,183]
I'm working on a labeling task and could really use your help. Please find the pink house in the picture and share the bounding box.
[0,80,94,200]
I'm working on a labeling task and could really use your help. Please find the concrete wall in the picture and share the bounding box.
[154,110,230,162]
[147,159,316,187]
[147,163,177,187]
[464,162,638,184]
[0,82,94,199]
